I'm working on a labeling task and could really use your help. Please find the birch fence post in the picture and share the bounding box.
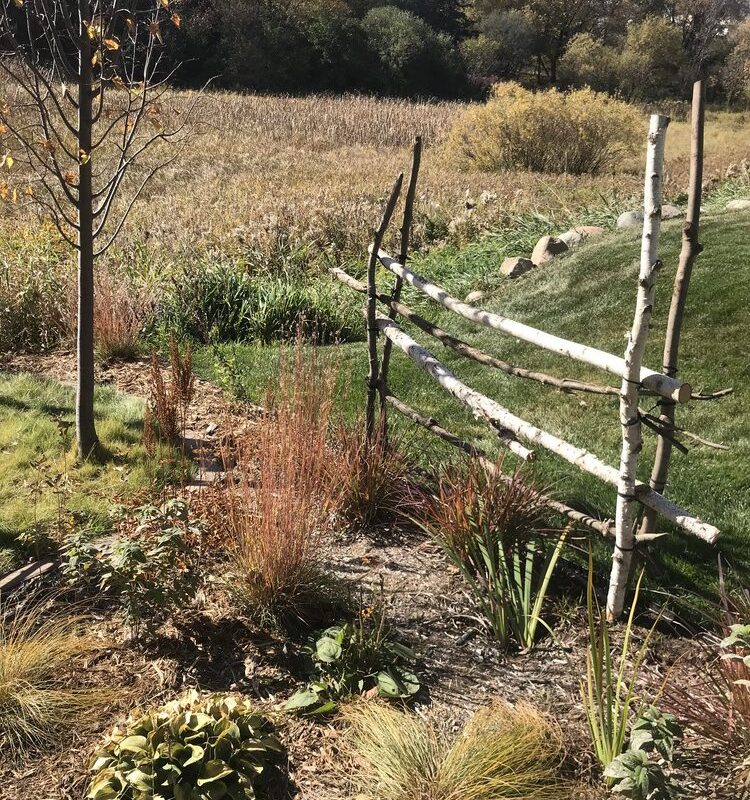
[640,81,706,537]
[365,174,403,442]
[607,114,670,620]
[379,137,422,421]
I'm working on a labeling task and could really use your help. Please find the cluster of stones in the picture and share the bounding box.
[464,195,750,304]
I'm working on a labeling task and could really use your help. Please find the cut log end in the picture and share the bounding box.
[675,382,693,404]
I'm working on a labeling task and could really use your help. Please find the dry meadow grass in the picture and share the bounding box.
[1,90,749,279]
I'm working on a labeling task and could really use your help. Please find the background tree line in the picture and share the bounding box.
[169,0,750,102]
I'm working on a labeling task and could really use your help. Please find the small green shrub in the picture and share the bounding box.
[603,707,682,799]
[420,461,565,650]
[155,265,362,345]
[62,499,200,638]
[285,607,419,715]
[87,690,284,800]
[445,83,641,175]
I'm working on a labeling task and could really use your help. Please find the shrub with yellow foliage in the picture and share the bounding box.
[445,83,642,176]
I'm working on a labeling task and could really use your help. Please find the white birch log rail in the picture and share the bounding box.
[371,248,692,404]
[330,266,620,396]
[376,312,719,544]
[383,392,617,539]
[608,113,669,620]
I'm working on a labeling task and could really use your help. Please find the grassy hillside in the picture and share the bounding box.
[196,210,750,597]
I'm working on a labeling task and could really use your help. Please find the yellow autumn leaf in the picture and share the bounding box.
[0,124,7,135]
[148,20,163,43]
[125,16,136,33]
[79,149,90,165]
[12,0,23,7]
[91,49,100,67]
[160,0,169,8]
[103,38,119,50]
[4,155,13,170]
[84,21,97,40]
[171,12,181,27]
[64,171,77,186]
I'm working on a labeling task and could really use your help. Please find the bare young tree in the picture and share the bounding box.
[0,0,196,458]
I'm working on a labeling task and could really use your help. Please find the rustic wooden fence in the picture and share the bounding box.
[332,108,724,619]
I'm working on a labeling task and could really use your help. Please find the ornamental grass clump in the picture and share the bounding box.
[329,420,421,533]
[224,338,341,623]
[0,599,107,758]
[445,83,641,175]
[420,460,565,650]
[87,690,284,800]
[343,700,571,800]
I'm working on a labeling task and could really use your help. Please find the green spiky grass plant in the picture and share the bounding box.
[343,700,572,800]
[0,599,108,757]
[582,554,658,770]
[420,460,566,650]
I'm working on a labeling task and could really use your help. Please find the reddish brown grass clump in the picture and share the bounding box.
[223,340,340,622]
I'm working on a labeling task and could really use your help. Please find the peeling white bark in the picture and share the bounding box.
[377,312,719,544]
[607,114,670,621]
[373,249,691,403]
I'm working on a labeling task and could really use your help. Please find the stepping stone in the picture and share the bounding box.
[726,198,750,211]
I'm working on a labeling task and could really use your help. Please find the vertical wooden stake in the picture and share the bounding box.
[379,137,422,417]
[366,174,403,442]
[607,114,670,621]
[640,80,706,536]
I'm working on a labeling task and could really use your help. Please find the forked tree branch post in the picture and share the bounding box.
[365,174,403,441]
[378,136,422,426]
[607,114,670,621]
[640,81,707,537]
[0,0,196,459]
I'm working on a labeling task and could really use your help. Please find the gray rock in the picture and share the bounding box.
[500,257,534,278]
[726,198,750,211]
[465,290,485,304]
[558,225,607,247]
[530,236,568,266]
[617,210,644,228]
[662,204,685,220]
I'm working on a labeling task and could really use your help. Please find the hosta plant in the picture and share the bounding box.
[285,609,419,715]
[87,691,284,800]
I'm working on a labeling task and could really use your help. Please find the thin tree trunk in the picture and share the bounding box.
[365,174,403,441]
[76,2,98,460]
[640,81,706,536]
[607,114,670,621]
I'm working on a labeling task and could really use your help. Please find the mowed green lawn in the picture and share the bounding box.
[0,374,179,573]
[196,211,750,598]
